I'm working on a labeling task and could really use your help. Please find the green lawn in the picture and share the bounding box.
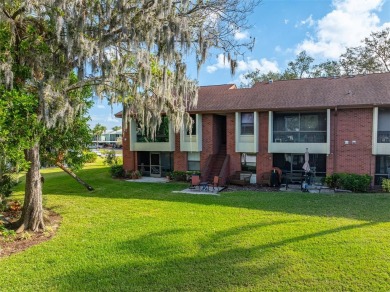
[1,161,390,291]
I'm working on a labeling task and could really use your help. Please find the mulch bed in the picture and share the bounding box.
[0,209,61,258]
[222,184,280,192]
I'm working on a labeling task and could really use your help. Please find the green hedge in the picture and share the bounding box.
[171,170,201,181]
[325,173,371,192]
[382,178,390,193]
[110,165,125,178]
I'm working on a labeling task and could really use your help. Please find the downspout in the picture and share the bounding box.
[333,106,338,173]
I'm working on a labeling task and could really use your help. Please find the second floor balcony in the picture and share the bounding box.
[269,110,330,154]
[130,117,175,152]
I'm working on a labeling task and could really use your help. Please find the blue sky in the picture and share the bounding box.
[90,0,390,130]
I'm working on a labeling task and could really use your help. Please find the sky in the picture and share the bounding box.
[89,0,390,130]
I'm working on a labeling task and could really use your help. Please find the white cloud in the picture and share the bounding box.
[296,15,315,28]
[237,58,279,73]
[97,104,105,109]
[206,54,231,73]
[207,54,279,75]
[284,19,289,25]
[296,0,390,59]
[234,30,249,40]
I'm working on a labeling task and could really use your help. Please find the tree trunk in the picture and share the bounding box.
[15,143,45,233]
[55,162,94,191]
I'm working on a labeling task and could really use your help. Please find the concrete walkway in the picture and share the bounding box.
[126,177,224,195]
[126,177,168,183]
[172,186,224,196]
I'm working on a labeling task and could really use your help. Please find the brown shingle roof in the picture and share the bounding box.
[115,73,390,117]
[191,72,390,113]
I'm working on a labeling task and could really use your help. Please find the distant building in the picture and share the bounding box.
[92,129,122,148]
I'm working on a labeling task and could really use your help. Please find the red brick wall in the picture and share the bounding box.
[174,133,187,171]
[200,114,216,170]
[122,126,137,172]
[328,108,374,176]
[226,113,241,175]
[257,112,273,180]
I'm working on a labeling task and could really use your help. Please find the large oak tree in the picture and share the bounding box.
[0,0,259,232]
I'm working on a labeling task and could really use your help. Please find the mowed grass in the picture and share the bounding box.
[1,161,390,291]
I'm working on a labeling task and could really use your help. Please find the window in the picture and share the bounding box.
[378,109,390,143]
[375,155,390,184]
[186,114,197,136]
[273,112,327,143]
[241,112,254,135]
[273,153,326,176]
[188,152,200,171]
[136,116,169,142]
[241,153,256,173]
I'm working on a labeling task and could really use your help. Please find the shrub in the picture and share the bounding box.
[102,150,120,166]
[84,151,98,163]
[0,226,17,242]
[130,170,141,179]
[110,165,125,178]
[382,178,390,193]
[325,173,341,188]
[0,174,15,198]
[171,171,187,181]
[325,173,371,192]
[0,174,16,208]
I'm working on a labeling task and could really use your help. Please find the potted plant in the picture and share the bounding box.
[131,170,141,179]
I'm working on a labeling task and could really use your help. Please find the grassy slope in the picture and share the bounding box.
[1,161,390,291]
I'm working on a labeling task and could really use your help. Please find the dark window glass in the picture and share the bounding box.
[273,153,326,176]
[241,112,254,135]
[378,109,390,143]
[375,155,390,184]
[187,152,200,171]
[137,116,169,142]
[186,114,196,135]
[188,161,200,171]
[273,112,327,143]
[241,153,256,173]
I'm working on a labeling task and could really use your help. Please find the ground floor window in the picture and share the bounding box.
[187,152,200,171]
[241,153,257,173]
[273,153,326,177]
[137,151,173,177]
[375,155,390,185]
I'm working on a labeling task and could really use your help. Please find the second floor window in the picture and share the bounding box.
[378,108,390,143]
[273,112,327,143]
[186,114,197,135]
[136,116,169,142]
[241,112,254,135]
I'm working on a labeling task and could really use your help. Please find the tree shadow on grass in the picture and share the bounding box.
[53,220,376,291]
[40,166,390,223]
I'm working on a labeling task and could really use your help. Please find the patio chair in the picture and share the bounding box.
[190,175,200,189]
[209,176,221,190]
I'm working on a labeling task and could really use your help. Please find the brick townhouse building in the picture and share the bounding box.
[116,72,390,185]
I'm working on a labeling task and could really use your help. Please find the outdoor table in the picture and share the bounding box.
[199,182,209,192]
